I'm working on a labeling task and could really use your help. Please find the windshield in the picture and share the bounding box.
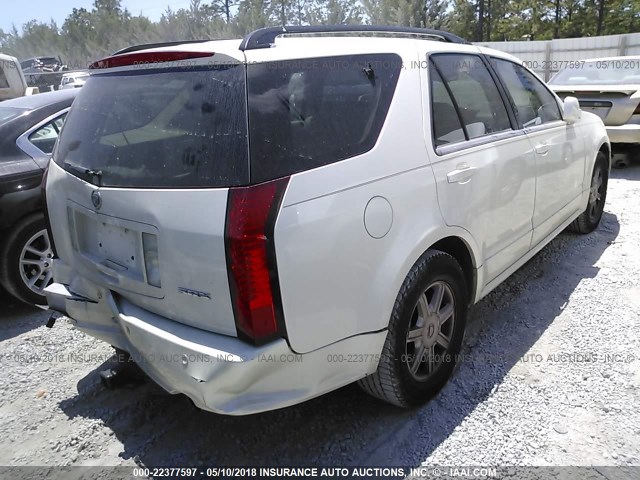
[53,65,248,188]
[550,59,640,85]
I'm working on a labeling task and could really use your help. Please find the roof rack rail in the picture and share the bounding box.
[112,39,211,56]
[239,25,469,51]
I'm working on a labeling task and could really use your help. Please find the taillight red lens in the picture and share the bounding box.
[225,177,289,343]
[89,51,214,69]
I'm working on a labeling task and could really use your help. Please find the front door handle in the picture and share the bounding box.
[535,143,550,155]
[447,164,475,184]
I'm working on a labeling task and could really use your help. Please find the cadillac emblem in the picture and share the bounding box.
[91,190,102,210]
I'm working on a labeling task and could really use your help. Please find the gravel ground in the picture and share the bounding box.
[0,167,639,470]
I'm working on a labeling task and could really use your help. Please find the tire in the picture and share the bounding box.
[358,250,468,407]
[0,213,54,305]
[568,152,608,234]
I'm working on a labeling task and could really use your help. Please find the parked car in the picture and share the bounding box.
[549,56,640,165]
[0,88,78,304]
[44,26,609,415]
[0,53,29,101]
[20,56,68,93]
[20,56,66,74]
[59,71,90,90]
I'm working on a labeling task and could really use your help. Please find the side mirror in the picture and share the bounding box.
[563,96,581,124]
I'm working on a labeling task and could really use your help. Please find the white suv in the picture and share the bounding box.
[44,26,610,415]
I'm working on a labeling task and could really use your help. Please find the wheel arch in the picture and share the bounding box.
[0,209,45,250]
[387,226,483,318]
[599,141,611,170]
[430,235,478,305]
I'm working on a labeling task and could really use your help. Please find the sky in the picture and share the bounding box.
[1,0,195,33]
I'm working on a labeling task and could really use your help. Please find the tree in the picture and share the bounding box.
[477,0,484,41]
[447,0,476,39]
[424,0,449,29]
[596,0,605,35]
[307,0,363,24]
[3,0,640,69]
[210,0,238,22]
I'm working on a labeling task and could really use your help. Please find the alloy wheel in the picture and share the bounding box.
[405,280,456,381]
[18,229,54,296]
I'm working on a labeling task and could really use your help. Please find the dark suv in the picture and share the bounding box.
[0,89,77,304]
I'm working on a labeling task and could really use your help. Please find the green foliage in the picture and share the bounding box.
[1,0,639,67]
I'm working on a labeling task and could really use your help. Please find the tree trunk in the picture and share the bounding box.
[596,0,605,35]
[477,0,484,42]
[486,0,491,41]
[554,0,561,38]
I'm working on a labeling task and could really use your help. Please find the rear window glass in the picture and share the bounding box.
[0,68,8,89]
[431,54,512,140]
[53,65,248,188]
[430,66,465,146]
[550,59,640,85]
[247,54,402,183]
[0,107,25,125]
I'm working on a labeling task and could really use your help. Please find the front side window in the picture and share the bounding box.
[28,113,67,154]
[431,54,512,142]
[247,54,402,183]
[491,59,562,128]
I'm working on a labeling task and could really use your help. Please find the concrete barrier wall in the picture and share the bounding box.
[477,33,640,81]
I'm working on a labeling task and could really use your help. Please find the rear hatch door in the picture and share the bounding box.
[51,45,248,336]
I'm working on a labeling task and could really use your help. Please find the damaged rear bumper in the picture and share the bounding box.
[44,271,386,415]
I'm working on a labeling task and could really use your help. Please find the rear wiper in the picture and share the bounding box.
[63,162,103,186]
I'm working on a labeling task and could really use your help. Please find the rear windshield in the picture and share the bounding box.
[54,54,401,188]
[0,68,9,89]
[0,107,25,125]
[550,59,640,85]
[53,65,249,188]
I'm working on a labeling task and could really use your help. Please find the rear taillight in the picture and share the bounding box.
[40,167,57,257]
[225,177,289,344]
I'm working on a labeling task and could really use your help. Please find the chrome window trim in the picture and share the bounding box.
[523,119,567,135]
[435,129,525,156]
[16,107,71,159]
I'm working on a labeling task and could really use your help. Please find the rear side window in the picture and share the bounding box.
[0,68,8,89]
[54,65,248,188]
[430,65,465,146]
[29,113,67,154]
[491,59,562,127]
[431,54,511,141]
[247,54,402,183]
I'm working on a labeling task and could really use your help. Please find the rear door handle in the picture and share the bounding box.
[535,143,550,155]
[447,165,475,184]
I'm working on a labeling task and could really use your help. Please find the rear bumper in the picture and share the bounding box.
[45,270,386,415]
[606,124,640,144]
